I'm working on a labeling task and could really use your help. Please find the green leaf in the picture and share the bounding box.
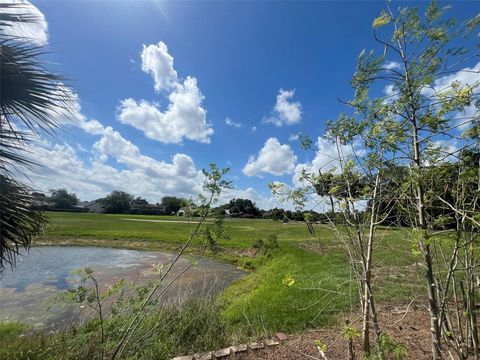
[373,11,391,29]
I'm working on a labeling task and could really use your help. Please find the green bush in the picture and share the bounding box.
[251,234,279,256]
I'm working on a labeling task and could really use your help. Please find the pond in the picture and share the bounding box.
[0,246,245,329]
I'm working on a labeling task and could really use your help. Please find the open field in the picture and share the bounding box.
[34,212,424,334]
[38,212,317,249]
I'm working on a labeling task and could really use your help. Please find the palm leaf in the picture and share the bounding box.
[0,3,40,29]
[0,4,73,272]
[1,39,72,136]
[0,175,47,272]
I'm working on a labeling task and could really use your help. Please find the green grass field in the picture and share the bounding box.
[39,212,316,249]
[34,212,423,335]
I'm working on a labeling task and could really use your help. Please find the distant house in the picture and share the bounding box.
[77,200,104,213]
[130,203,166,215]
[72,205,89,212]
[262,210,272,219]
[32,198,55,210]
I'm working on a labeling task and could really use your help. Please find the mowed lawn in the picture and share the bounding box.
[40,212,315,248]
[38,212,422,334]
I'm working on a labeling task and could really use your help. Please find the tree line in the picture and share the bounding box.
[32,189,343,221]
[31,189,186,215]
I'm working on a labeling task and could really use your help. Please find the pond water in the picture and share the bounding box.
[0,246,245,329]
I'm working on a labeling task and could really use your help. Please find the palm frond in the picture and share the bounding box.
[0,175,47,273]
[0,4,73,272]
[0,123,35,177]
[0,3,40,28]
[1,39,72,136]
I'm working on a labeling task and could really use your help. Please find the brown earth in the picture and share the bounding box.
[226,303,433,359]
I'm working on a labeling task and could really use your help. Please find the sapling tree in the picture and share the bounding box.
[341,2,480,358]
[431,149,480,358]
[110,164,231,359]
[273,2,480,358]
[272,125,390,358]
[52,269,126,360]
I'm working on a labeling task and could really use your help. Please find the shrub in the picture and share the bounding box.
[251,234,279,255]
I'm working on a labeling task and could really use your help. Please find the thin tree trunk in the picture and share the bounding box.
[466,248,479,359]
[423,243,442,359]
[363,173,382,357]
[361,290,371,355]
[93,278,105,360]
[393,22,443,357]
[412,120,442,359]
[335,139,373,354]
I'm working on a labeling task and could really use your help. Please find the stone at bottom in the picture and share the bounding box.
[230,344,248,353]
[265,339,280,346]
[213,348,231,357]
[248,342,265,350]
[172,356,193,360]
[193,352,212,360]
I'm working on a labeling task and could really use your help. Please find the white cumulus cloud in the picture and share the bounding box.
[292,137,353,187]
[0,0,48,45]
[141,41,178,92]
[118,42,213,144]
[118,77,213,144]
[25,125,205,201]
[28,138,204,202]
[263,89,302,127]
[243,137,297,177]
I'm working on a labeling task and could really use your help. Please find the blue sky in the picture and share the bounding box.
[6,1,480,209]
